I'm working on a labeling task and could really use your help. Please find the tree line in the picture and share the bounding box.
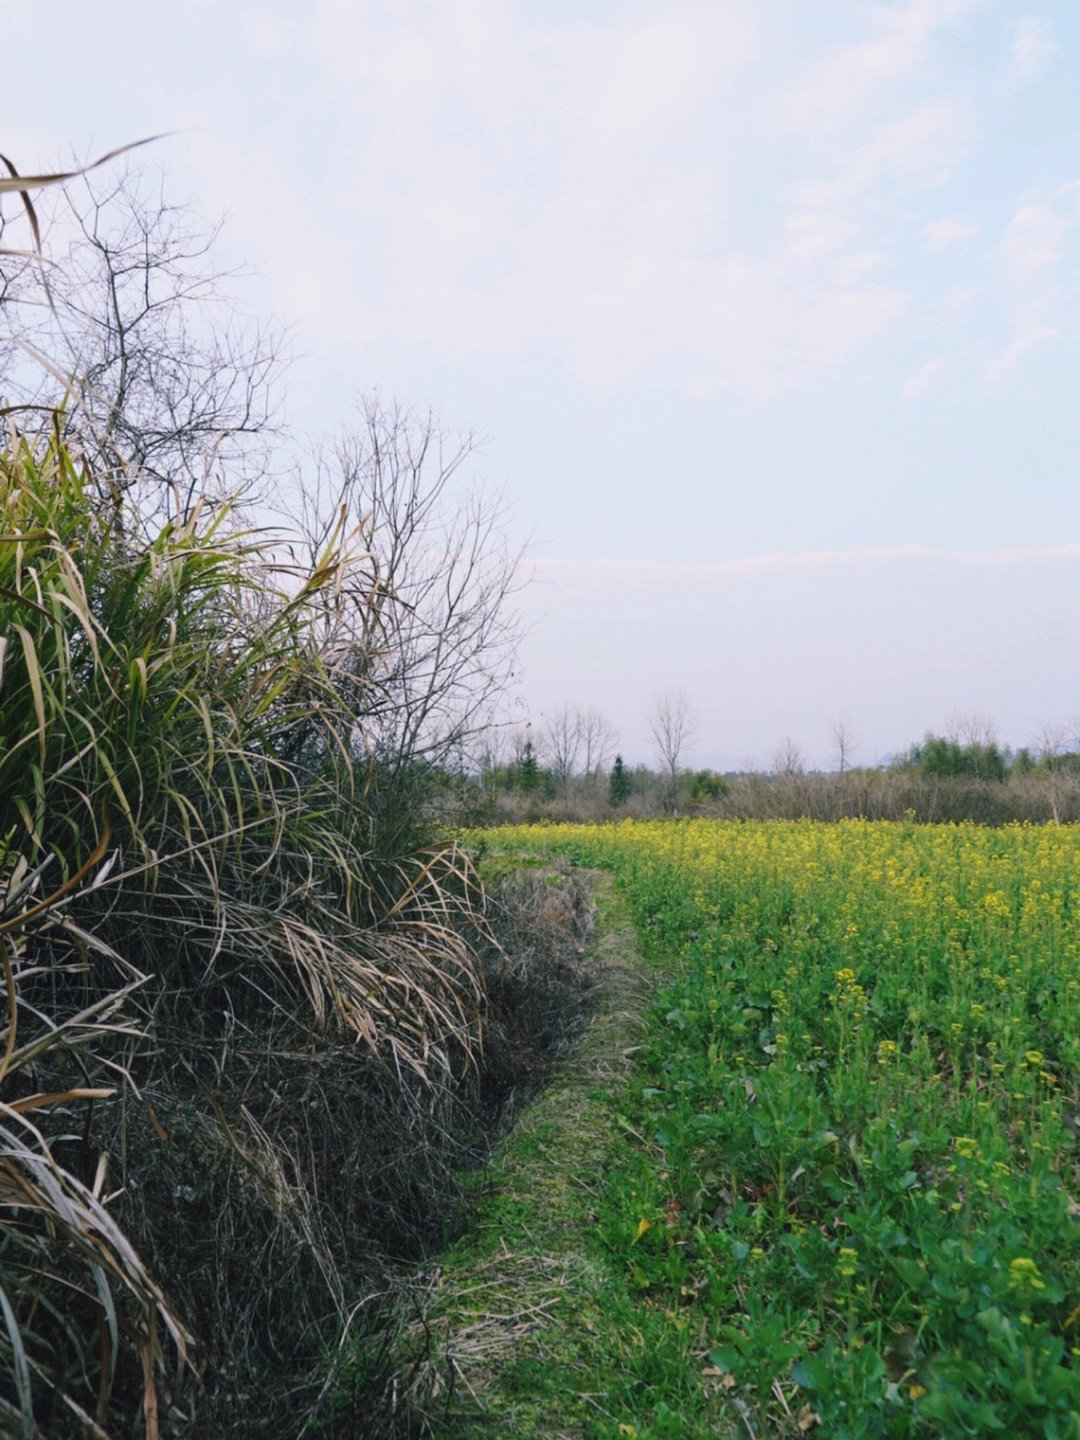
[470,705,1080,827]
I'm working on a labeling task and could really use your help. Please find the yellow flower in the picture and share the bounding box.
[1008,1257,1045,1292]
[837,1247,858,1279]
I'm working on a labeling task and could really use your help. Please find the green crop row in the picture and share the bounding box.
[491,820,1080,1438]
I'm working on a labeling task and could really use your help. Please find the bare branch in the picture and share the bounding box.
[542,707,583,788]
[1,164,287,523]
[578,706,618,777]
[831,715,856,775]
[946,711,998,750]
[295,397,527,822]
[772,736,805,778]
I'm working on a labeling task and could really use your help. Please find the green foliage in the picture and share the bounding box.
[687,768,728,803]
[1039,751,1080,775]
[609,753,632,807]
[908,732,1009,782]
[492,820,1080,1436]
[518,738,541,793]
[1013,746,1036,776]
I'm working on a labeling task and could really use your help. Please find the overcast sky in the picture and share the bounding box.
[6,0,1080,769]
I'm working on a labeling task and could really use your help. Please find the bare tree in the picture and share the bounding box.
[1034,722,1069,762]
[579,706,618,777]
[543,706,583,792]
[1030,721,1080,825]
[301,398,526,829]
[1,164,286,520]
[946,712,998,750]
[650,690,695,810]
[831,715,857,775]
[772,736,805,778]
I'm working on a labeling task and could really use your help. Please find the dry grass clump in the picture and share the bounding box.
[84,868,598,1437]
[473,869,597,1121]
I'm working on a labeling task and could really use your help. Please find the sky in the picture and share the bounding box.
[4,0,1080,770]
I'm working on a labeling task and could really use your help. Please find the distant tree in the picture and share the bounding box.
[649,690,695,812]
[476,731,511,796]
[947,712,998,752]
[1034,723,1066,761]
[909,735,961,776]
[579,706,618,777]
[976,743,1008,783]
[508,726,532,765]
[1028,724,1080,824]
[909,732,1007,783]
[1032,722,1080,771]
[518,739,540,794]
[831,715,857,775]
[688,769,728,802]
[543,706,583,791]
[609,753,632,808]
[772,736,805,778]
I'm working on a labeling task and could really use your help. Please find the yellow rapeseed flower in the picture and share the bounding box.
[1008,1257,1045,1292]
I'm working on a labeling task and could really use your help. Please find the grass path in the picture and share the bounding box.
[382,866,716,1439]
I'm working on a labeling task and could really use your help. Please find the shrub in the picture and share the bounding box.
[0,418,491,1435]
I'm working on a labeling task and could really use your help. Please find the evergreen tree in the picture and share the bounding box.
[519,739,540,793]
[609,753,632,807]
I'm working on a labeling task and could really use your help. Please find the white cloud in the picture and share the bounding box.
[972,192,1078,382]
[774,0,981,135]
[784,207,855,260]
[836,252,890,288]
[852,99,973,189]
[1010,16,1057,83]
[981,300,1058,383]
[77,0,1063,406]
[903,355,949,398]
[999,202,1070,285]
[182,2,931,399]
[921,216,982,250]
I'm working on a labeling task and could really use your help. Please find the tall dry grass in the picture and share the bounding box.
[0,410,493,1436]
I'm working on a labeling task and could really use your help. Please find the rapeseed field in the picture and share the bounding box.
[492,820,1080,1437]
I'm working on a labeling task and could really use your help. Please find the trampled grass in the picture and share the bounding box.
[489,820,1080,1438]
